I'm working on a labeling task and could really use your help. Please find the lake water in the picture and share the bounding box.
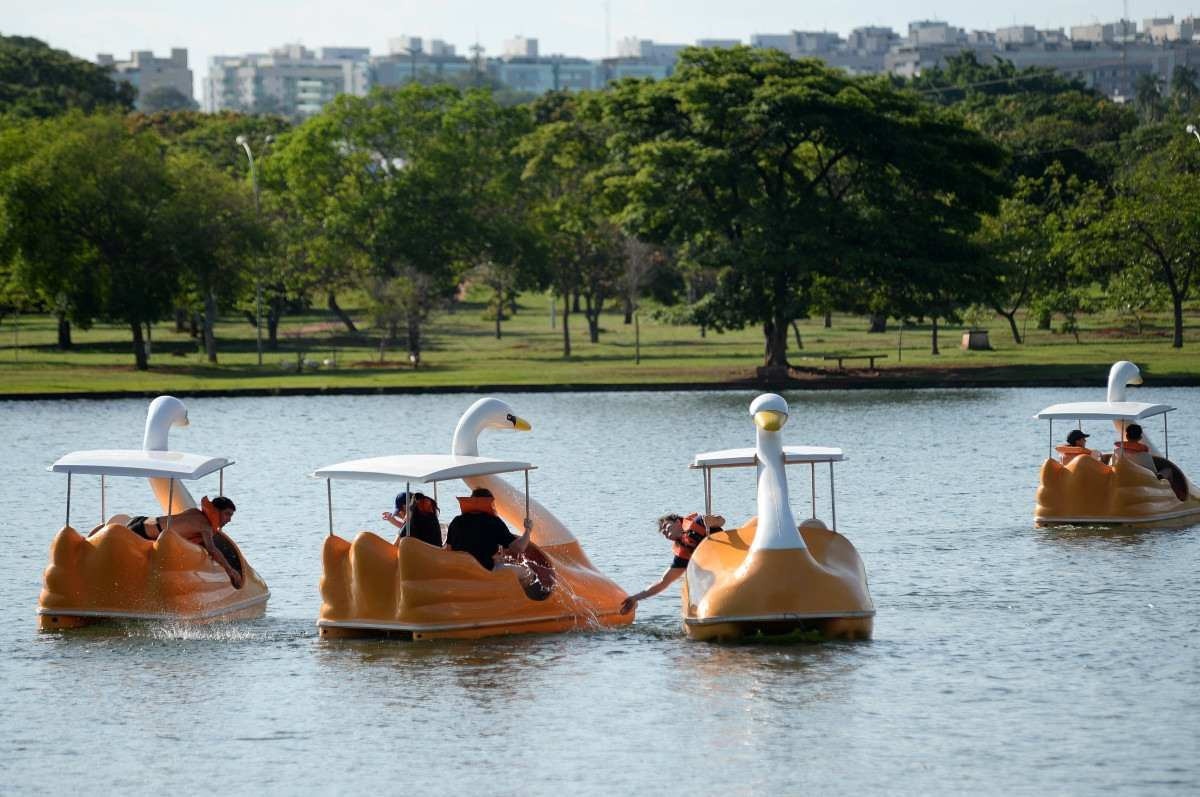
[1,389,1197,795]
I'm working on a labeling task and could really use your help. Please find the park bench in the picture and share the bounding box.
[823,354,888,371]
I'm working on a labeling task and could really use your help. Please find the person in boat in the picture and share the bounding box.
[1114,424,1159,474]
[1057,430,1101,465]
[382,491,442,547]
[126,496,244,589]
[445,488,533,578]
[619,512,723,615]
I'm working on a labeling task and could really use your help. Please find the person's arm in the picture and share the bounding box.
[620,566,685,614]
[505,517,533,556]
[199,524,243,589]
[381,511,405,530]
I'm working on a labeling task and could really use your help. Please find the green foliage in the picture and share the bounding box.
[0,113,178,367]
[0,35,134,118]
[913,52,1135,186]
[912,51,1084,104]
[519,91,625,350]
[1106,263,1169,334]
[129,111,291,176]
[1083,131,1200,347]
[265,83,536,358]
[139,85,197,113]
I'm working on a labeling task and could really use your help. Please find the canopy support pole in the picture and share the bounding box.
[403,481,412,537]
[219,467,224,497]
[65,472,72,528]
[1048,420,1053,460]
[100,475,106,526]
[326,479,333,537]
[704,467,712,517]
[1164,413,1169,460]
[165,480,175,532]
[810,463,816,519]
[524,470,530,526]
[829,461,837,531]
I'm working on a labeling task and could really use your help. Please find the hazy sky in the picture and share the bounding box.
[7,0,1198,97]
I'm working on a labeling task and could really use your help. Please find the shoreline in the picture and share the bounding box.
[5,369,1200,401]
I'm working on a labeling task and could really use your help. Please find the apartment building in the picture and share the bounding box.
[203,44,368,117]
[97,48,193,109]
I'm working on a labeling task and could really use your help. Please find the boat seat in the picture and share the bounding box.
[799,518,829,531]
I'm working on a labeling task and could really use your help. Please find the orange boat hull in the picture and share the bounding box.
[1035,456,1200,527]
[682,517,874,642]
[37,523,269,630]
[318,533,631,640]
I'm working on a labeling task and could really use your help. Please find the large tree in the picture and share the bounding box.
[605,47,1004,367]
[0,113,180,369]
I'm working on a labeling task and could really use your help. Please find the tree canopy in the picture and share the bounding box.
[606,47,1005,366]
[0,35,135,118]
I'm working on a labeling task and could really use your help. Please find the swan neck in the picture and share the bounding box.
[143,412,171,451]
[752,428,804,551]
[451,413,484,456]
[1107,362,1135,403]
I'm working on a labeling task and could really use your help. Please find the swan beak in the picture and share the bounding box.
[1130,375,1143,386]
[512,416,531,432]
[178,413,190,428]
[753,410,788,432]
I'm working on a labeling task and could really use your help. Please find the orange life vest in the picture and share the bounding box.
[1055,445,1093,465]
[457,495,498,515]
[671,512,709,561]
[200,496,222,531]
[1115,441,1150,453]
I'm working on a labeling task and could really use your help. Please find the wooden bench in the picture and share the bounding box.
[823,354,888,371]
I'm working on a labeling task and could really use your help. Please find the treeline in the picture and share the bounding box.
[1,35,1198,371]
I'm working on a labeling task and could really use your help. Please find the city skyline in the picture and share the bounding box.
[8,0,1195,100]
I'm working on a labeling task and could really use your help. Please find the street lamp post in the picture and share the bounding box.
[236,135,263,366]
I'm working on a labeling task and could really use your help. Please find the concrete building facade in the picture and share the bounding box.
[97,48,193,109]
[204,44,368,117]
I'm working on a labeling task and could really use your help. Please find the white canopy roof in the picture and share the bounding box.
[49,449,233,479]
[1034,401,1175,422]
[312,454,534,484]
[691,446,845,469]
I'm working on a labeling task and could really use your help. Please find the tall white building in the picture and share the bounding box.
[97,48,193,109]
[203,44,368,118]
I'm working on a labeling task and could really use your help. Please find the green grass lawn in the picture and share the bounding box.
[1,288,1197,395]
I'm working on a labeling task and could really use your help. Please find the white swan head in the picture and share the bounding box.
[142,395,189,451]
[452,398,531,456]
[1107,361,1143,403]
[750,393,789,432]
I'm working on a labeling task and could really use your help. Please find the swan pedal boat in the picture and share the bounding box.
[315,453,631,640]
[1034,402,1200,527]
[681,394,875,642]
[38,449,269,630]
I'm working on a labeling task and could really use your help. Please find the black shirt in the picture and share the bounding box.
[400,512,442,548]
[446,512,517,571]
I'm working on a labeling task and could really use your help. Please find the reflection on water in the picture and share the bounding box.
[1,388,1198,793]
